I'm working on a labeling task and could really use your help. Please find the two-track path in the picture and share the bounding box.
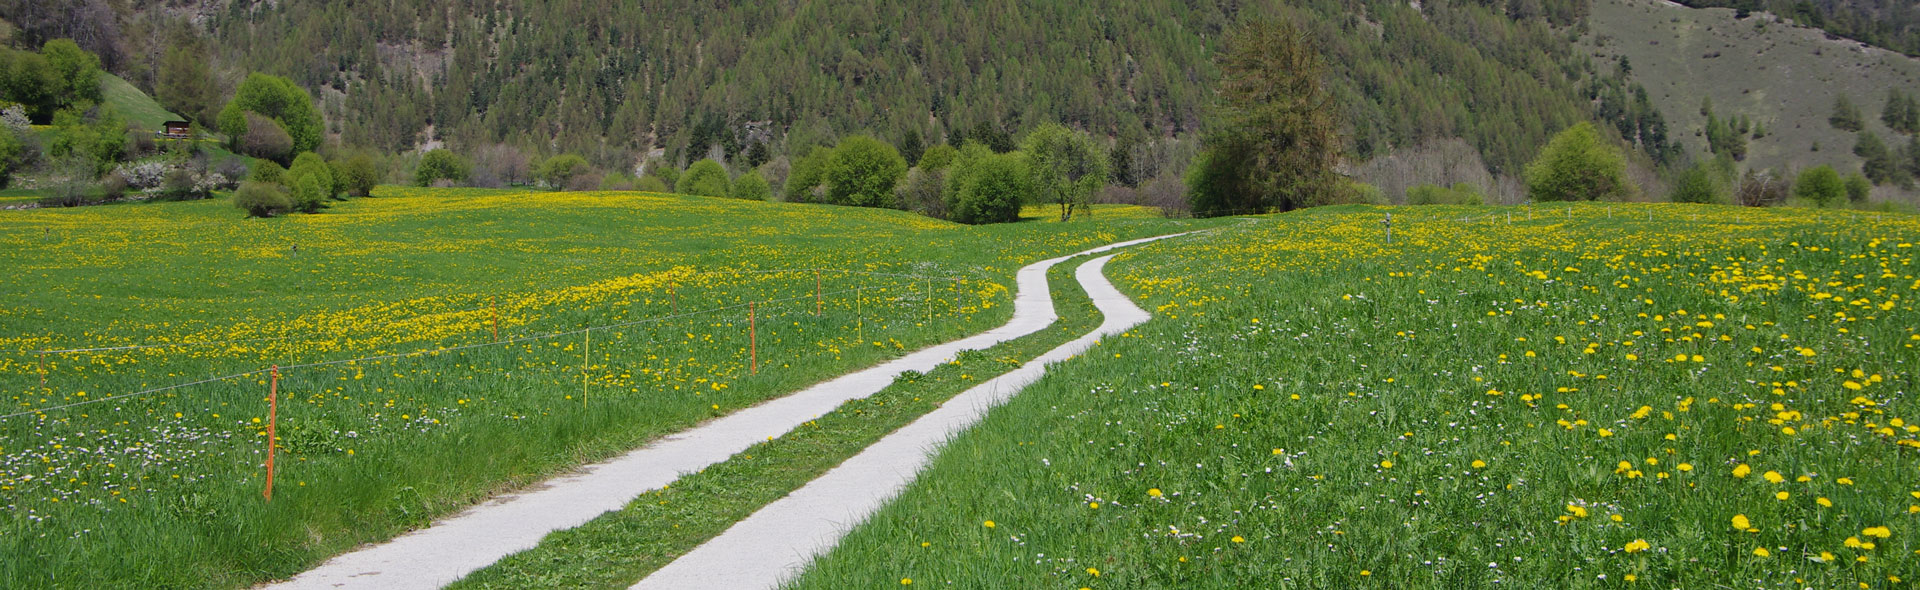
[265,233,1185,590]
[632,252,1165,589]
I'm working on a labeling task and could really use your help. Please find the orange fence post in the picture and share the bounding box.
[38,352,47,391]
[749,302,758,375]
[490,299,500,341]
[264,365,280,502]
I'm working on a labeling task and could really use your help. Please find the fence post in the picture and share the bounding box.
[582,330,591,408]
[264,365,280,502]
[38,352,47,392]
[749,302,758,375]
[490,299,500,341]
[856,287,863,343]
[1383,213,1393,245]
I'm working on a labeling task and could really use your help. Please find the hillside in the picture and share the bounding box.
[1585,0,1920,191]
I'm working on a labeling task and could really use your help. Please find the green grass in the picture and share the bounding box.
[450,251,1109,589]
[101,73,184,132]
[790,203,1920,589]
[0,189,1221,588]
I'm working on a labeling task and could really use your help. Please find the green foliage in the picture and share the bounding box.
[1343,179,1387,205]
[947,150,1028,224]
[1792,165,1845,207]
[784,145,833,202]
[1524,123,1629,202]
[1668,161,1725,204]
[636,175,669,193]
[158,169,203,201]
[1406,182,1485,205]
[0,128,22,189]
[823,135,906,208]
[416,149,471,187]
[156,34,217,124]
[217,73,323,154]
[1022,123,1108,221]
[1843,171,1871,204]
[1854,131,1902,185]
[917,144,958,172]
[290,172,326,213]
[1704,110,1748,161]
[1882,89,1919,135]
[250,159,287,185]
[1591,63,1680,166]
[0,40,101,122]
[730,169,771,201]
[1830,94,1865,132]
[1189,19,1342,217]
[233,180,292,217]
[47,104,125,176]
[536,153,591,190]
[288,152,336,199]
[235,111,293,163]
[676,159,731,197]
[331,153,381,197]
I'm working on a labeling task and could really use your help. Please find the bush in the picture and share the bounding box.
[1406,182,1485,205]
[235,112,293,163]
[157,169,202,201]
[824,135,906,207]
[731,169,771,201]
[415,149,469,187]
[0,128,21,189]
[636,175,669,192]
[1667,162,1723,204]
[1524,123,1629,202]
[895,167,947,217]
[213,158,249,187]
[290,173,326,213]
[99,171,128,201]
[1792,165,1845,207]
[1843,172,1871,204]
[331,153,380,197]
[1344,180,1387,205]
[948,151,1028,224]
[676,159,731,197]
[287,152,336,199]
[233,181,293,217]
[250,159,287,185]
[783,145,833,202]
[217,73,323,153]
[598,173,637,191]
[536,153,590,190]
[643,156,679,190]
[1733,170,1790,207]
[917,144,959,171]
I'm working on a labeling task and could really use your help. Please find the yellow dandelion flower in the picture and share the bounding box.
[1752,547,1770,557]
[1623,539,1650,553]
[983,520,995,528]
[1471,460,1487,469]
[1732,514,1751,530]
[1732,464,1751,478]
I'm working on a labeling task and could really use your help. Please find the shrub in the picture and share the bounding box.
[415,149,469,187]
[1843,172,1871,204]
[917,144,959,171]
[1792,165,1845,207]
[636,175,669,192]
[236,112,294,164]
[1668,162,1723,204]
[783,145,833,202]
[676,159,731,197]
[213,158,249,187]
[1733,170,1790,207]
[290,173,326,213]
[158,169,204,201]
[287,152,336,199]
[1406,182,1485,205]
[99,171,128,201]
[598,173,637,191]
[948,151,1028,224]
[824,135,907,207]
[217,73,322,153]
[233,181,292,217]
[894,167,946,217]
[0,128,21,189]
[642,156,679,189]
[471,143,530,187]
[1524,123,1629,202]
[331,153,380,197]
[536,153,591,190]
[731,169,771,201]
[114,161,169,190]
[250,159,287,185]
[1343,180,1387,205]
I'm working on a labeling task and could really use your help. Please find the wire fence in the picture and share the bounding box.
[5,267,998,422]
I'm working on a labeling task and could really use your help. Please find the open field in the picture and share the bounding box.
[793,203,1920,588]
[0,189,1211,588]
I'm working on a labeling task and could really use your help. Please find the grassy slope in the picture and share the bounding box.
[0,191,1215,588]
[791,203,1920,589]
[101,73,182,131]
[1587,0,1920,185]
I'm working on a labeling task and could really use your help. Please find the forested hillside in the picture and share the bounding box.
[7,0,1628,178]
[1673,0,1920,56]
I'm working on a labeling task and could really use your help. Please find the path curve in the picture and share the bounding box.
[263,234,1184,590]
[632,250,1169,590]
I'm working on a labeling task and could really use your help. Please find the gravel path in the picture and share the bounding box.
[631,249,1171,590]
[262,234,1182,590]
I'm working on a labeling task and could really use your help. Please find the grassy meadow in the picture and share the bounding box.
[791,203,1920,589]
[0,189,1208,589]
